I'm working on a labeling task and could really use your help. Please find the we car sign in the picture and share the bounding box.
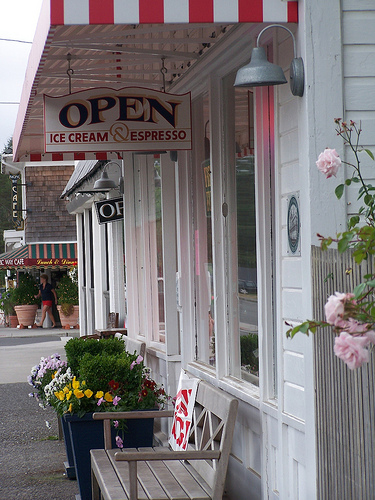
[44,87,191,153]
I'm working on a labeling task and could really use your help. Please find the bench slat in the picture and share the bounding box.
[164,460,211,500]
[91,449,128,500]
[107,449,149,500]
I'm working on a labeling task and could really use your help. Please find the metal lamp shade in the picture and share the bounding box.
[93,171,117,190]
[234,47,287,87]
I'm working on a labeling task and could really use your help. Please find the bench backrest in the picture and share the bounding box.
[114,333,146,358]
[185,379,238,498]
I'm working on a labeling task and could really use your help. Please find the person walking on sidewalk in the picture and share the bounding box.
[35,274,57,328]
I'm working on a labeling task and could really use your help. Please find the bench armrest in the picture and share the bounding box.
[115,449,221,461]
[92,409,174,449]
[92,409,174,420]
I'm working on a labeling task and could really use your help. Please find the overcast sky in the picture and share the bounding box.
[0,0,43,152]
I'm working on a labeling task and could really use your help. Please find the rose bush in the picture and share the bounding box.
[286,119,375,370]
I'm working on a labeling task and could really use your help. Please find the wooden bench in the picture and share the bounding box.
[114,333,146,359]
[90,377,238,500]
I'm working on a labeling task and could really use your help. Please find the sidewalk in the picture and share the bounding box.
[0,325,80,384]
[0,325,80,499]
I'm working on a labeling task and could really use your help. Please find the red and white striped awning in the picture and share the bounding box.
[13,0,298,163]
[50,0,298,25]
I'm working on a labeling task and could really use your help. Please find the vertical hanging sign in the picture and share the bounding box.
[9,174,23,230]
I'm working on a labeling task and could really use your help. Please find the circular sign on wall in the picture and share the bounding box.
[287,195,300,255]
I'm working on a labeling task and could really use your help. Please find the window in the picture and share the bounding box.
[133,154,165,342]
[193,93,215,365]
[235,87,259,384]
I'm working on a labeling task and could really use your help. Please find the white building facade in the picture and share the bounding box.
[13,1,375,498]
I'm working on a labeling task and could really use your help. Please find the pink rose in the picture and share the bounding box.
[345,318,369,334]
[364,330,375,344]
[333,332,369,369]
[316,148,341,178]
[324,292,346,325]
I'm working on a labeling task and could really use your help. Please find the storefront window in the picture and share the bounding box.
[194,93,215,365]
[133,154,165,342]
[235,88,259,384]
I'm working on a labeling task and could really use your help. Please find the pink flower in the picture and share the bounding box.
[345,318,369,334]
[130,355,143,370]
[324,292,348,325]
[97,397,104,406]
[333,332,369,369]
[316,148,342,178]
[113,420,119,428]
[364,330,375,344]
[113,396,121,406]
[115,436,123,449]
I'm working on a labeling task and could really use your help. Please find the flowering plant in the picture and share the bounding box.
[286,119,375,369]
[28,353,68,404]
[32,337,168,418]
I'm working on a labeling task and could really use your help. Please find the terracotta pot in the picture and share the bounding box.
[14,304,38,328]
[57,305,79,329]
[8,315,19,328]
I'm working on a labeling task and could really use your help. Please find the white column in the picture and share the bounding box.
[92,204,107,329]
[107,220,126,327]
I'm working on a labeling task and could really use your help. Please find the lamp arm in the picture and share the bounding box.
[256,24,297,58]
[104,160,123,176]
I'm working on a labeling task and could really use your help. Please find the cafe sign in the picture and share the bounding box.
[44,87,191,153]
[95,197,124,225]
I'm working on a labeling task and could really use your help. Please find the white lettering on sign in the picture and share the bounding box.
[44,87,192,153]
[95,197,124,225]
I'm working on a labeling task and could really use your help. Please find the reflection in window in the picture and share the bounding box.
[235,88,258,384]
[194,94,215,366]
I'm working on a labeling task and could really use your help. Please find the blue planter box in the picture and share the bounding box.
[64,412,154,500]
[60,416,76,479]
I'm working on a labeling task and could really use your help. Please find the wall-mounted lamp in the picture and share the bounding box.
[234,24,304,97]
[93,161,124,194]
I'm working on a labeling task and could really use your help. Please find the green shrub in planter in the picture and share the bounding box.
[57,271,79,316]
[65,337,125,377]
[12,273,39,305]
[79,352,142,396]
[0,289,16,315]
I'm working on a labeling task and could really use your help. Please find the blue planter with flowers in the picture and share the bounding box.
[64,412,154,500]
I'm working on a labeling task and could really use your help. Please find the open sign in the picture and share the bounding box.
[44,87,192,153]
[95,197,124,225]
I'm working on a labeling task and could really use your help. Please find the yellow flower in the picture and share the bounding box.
[84,389,93,398]
[82,380,86,386]
[95,391,104,399]
[54,391,65,401]
[72,377,80,390]
[66,391,72,400]
[63,386,69,394]
[74,389,84,399]
[68,403,73,413]
[104,392,113,402]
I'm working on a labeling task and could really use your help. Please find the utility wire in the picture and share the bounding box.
[0,38,32,44]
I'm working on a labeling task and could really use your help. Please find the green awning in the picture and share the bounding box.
[0,243,77,269]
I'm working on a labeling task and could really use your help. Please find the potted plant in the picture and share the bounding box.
[34,337,168,500]
[0,289,18,327]
[12,273,39,328]
[57,270,79,329]
[27,353,76,478]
